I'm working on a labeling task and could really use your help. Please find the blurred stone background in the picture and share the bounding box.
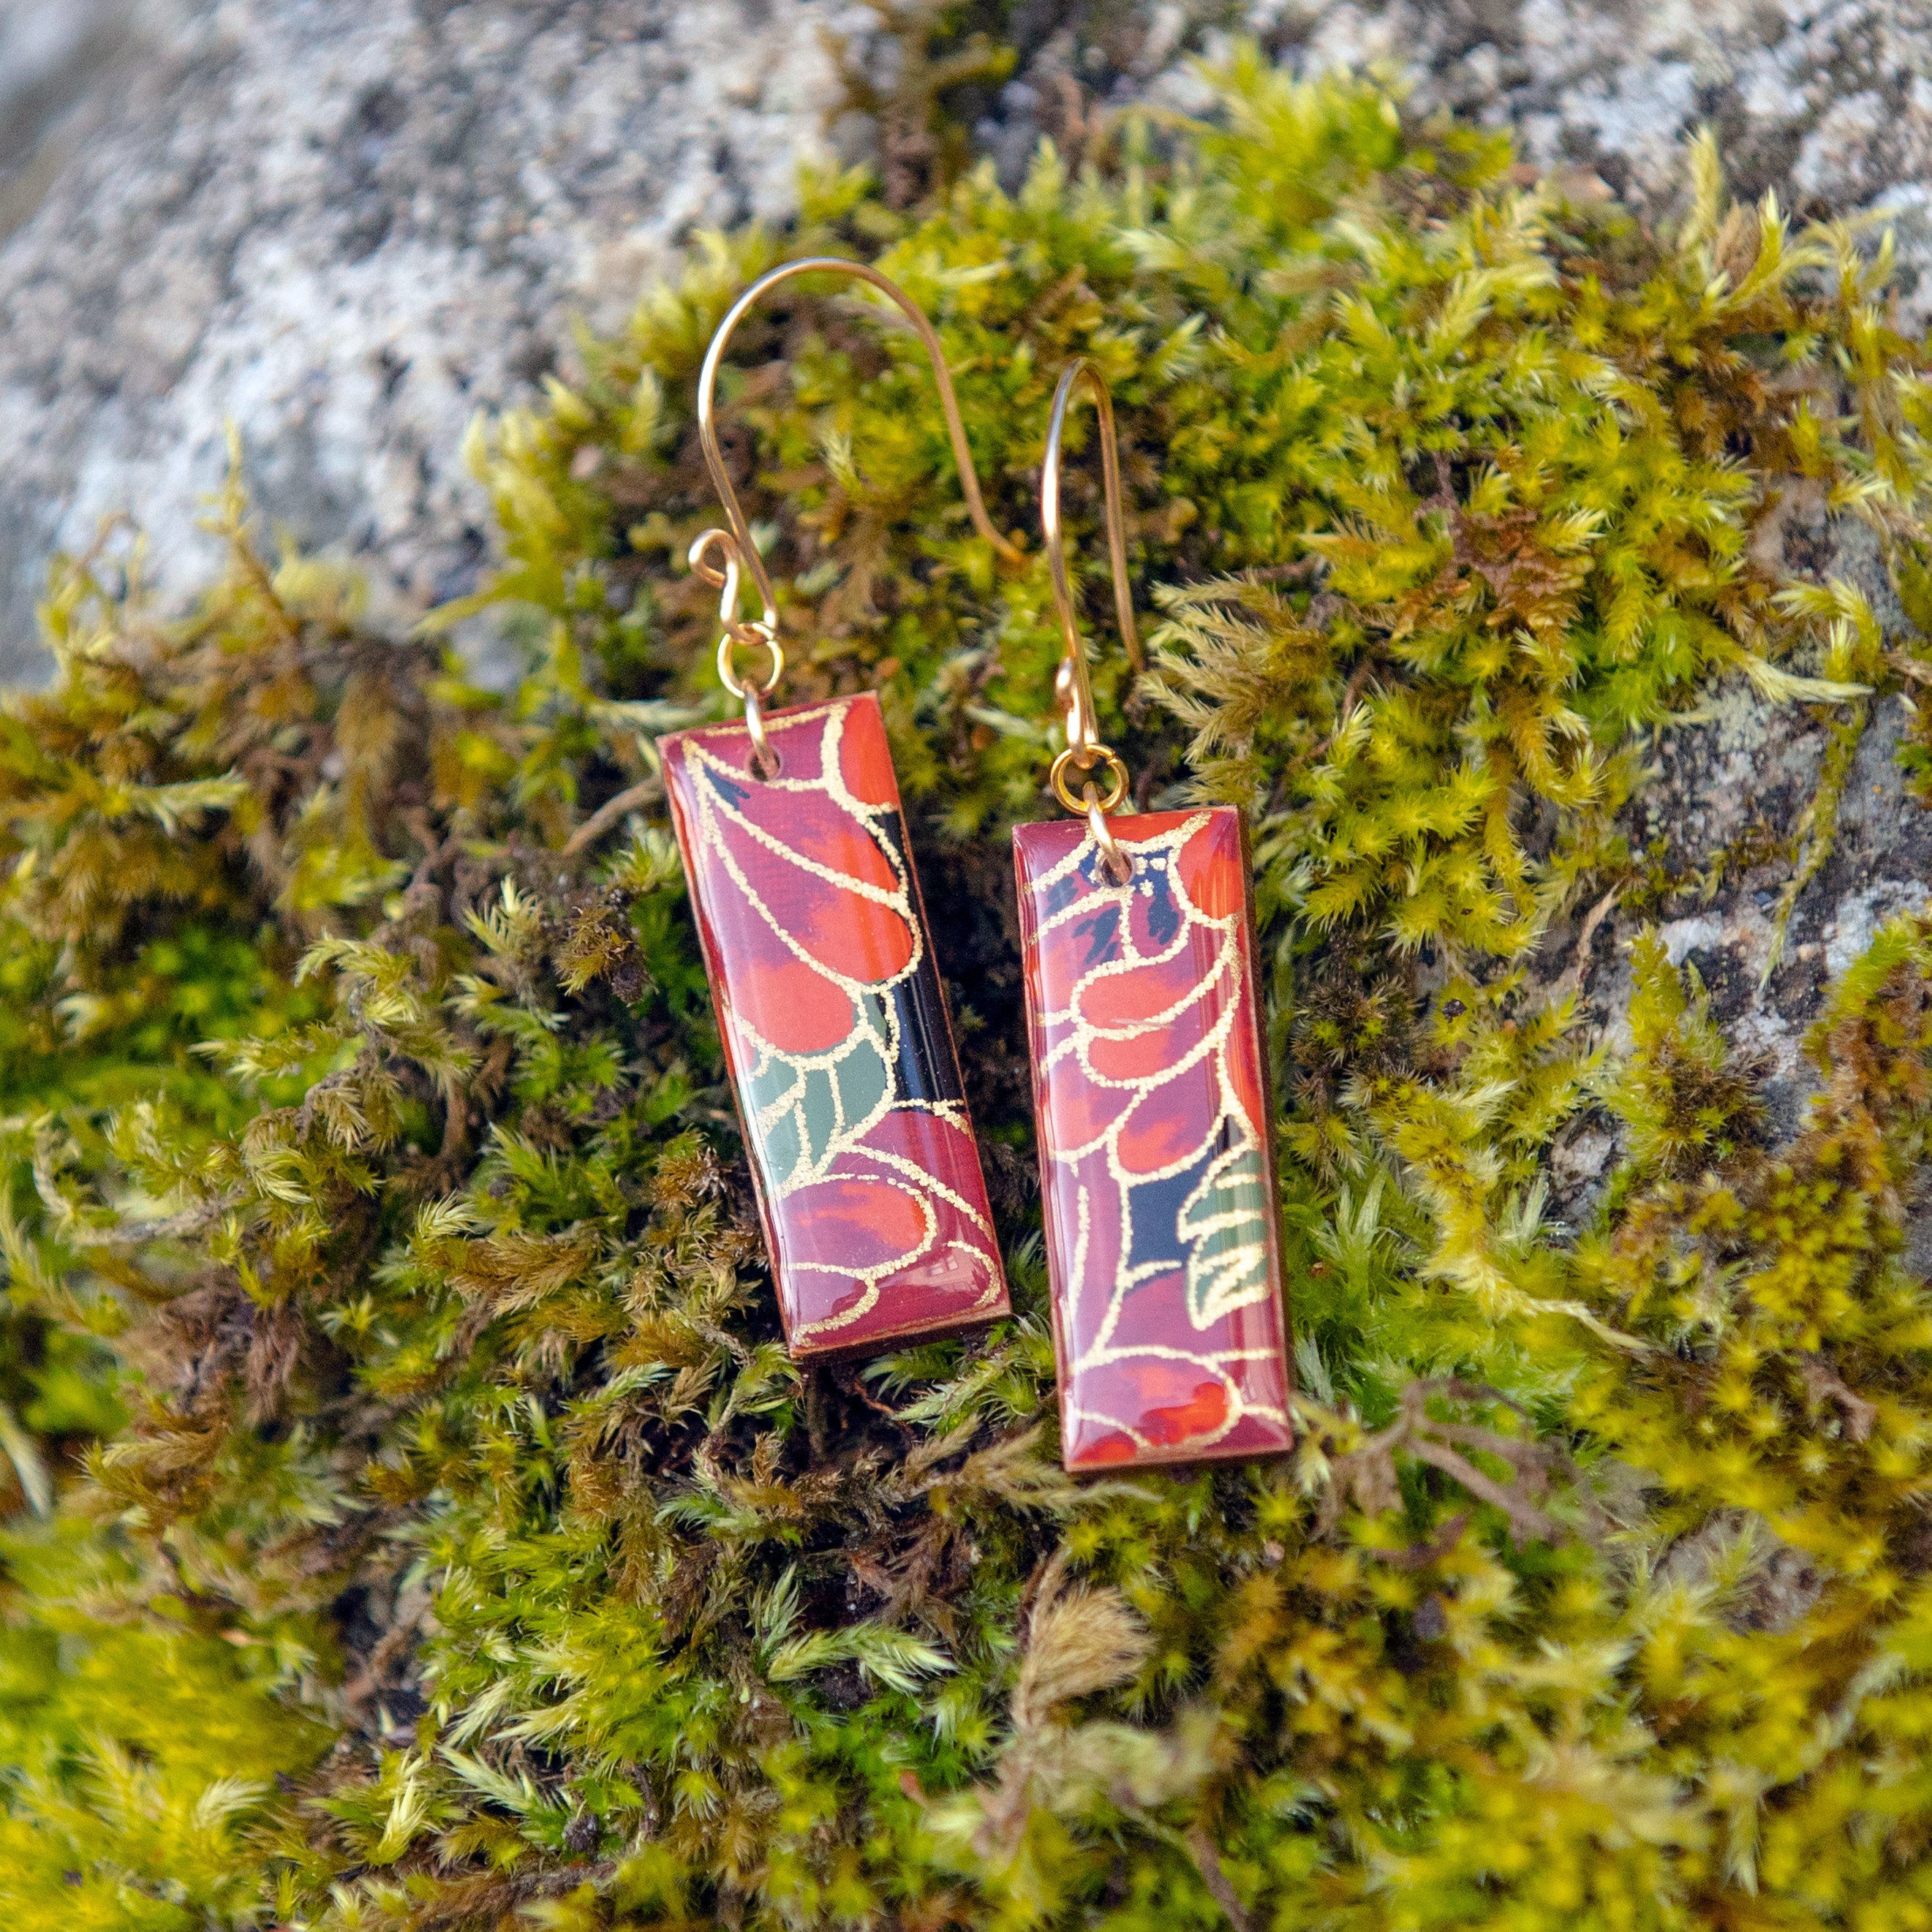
[0,0,883,677]
[4,0,1932,683]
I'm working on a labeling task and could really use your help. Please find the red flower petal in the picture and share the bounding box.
[785,1173,930,1272]
[1114,1057,1223,1173]
[1063,1354,1231,1465]
[1143,1376,1229,1446]
[1087,1003,1211,1082]
[1036,1048,1136,1155]
[1223,1012,1266,1139]
[837,700,902,807]
[720,785,899,899]
[711,782,914,986]
[1076,944,1216,1035]
[1177,814,1245,920]
[721,943,854,1055]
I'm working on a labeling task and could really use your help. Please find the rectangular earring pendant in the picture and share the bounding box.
[661,693,1010,1357]
[1012,805,1294,1471]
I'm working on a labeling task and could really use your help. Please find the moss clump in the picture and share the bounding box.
[4,49,1932,1932]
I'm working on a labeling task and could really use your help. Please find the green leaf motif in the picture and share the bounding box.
[1179,1136,1274,1330]
[744,988,896,1188]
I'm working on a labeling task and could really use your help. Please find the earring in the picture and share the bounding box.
[658,258,1016,1359]
[1013,361,1294,1471]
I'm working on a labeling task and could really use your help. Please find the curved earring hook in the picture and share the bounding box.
[1041,358,1141,829]
[695,255,1023,635]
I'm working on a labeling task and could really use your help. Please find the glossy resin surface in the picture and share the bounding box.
[1013,806,1293,1470]
[662,693,1008,1356]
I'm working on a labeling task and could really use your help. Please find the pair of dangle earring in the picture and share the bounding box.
[654,261,1292,1472]
[1012,361,1296,1472]
[657,258,1016,1359]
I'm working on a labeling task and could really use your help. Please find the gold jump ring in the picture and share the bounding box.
[1049,745,1129,816]
[717,621,783,700]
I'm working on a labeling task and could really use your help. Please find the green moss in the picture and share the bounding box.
[3,47,1932,1932]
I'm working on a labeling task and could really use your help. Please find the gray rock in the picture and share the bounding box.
[984,0,1932,315]
[1252,0,1932,287]
[0,1,165,215]
[1529,471,1932,1215]
[0,0,878,679]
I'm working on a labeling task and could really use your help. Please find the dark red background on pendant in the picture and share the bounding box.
[1014,807,1294,1471]
[661,694,1008,1356]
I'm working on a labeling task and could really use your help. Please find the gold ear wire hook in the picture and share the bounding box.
[1040,358,1139,883]
[695,254,1024,652]
[1042,358,1141,755]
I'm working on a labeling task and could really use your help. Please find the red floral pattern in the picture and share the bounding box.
[663,695,1008,1355]
[1014,807,1293,1469]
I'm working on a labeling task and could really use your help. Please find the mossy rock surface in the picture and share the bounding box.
[7,34,1932,1932]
